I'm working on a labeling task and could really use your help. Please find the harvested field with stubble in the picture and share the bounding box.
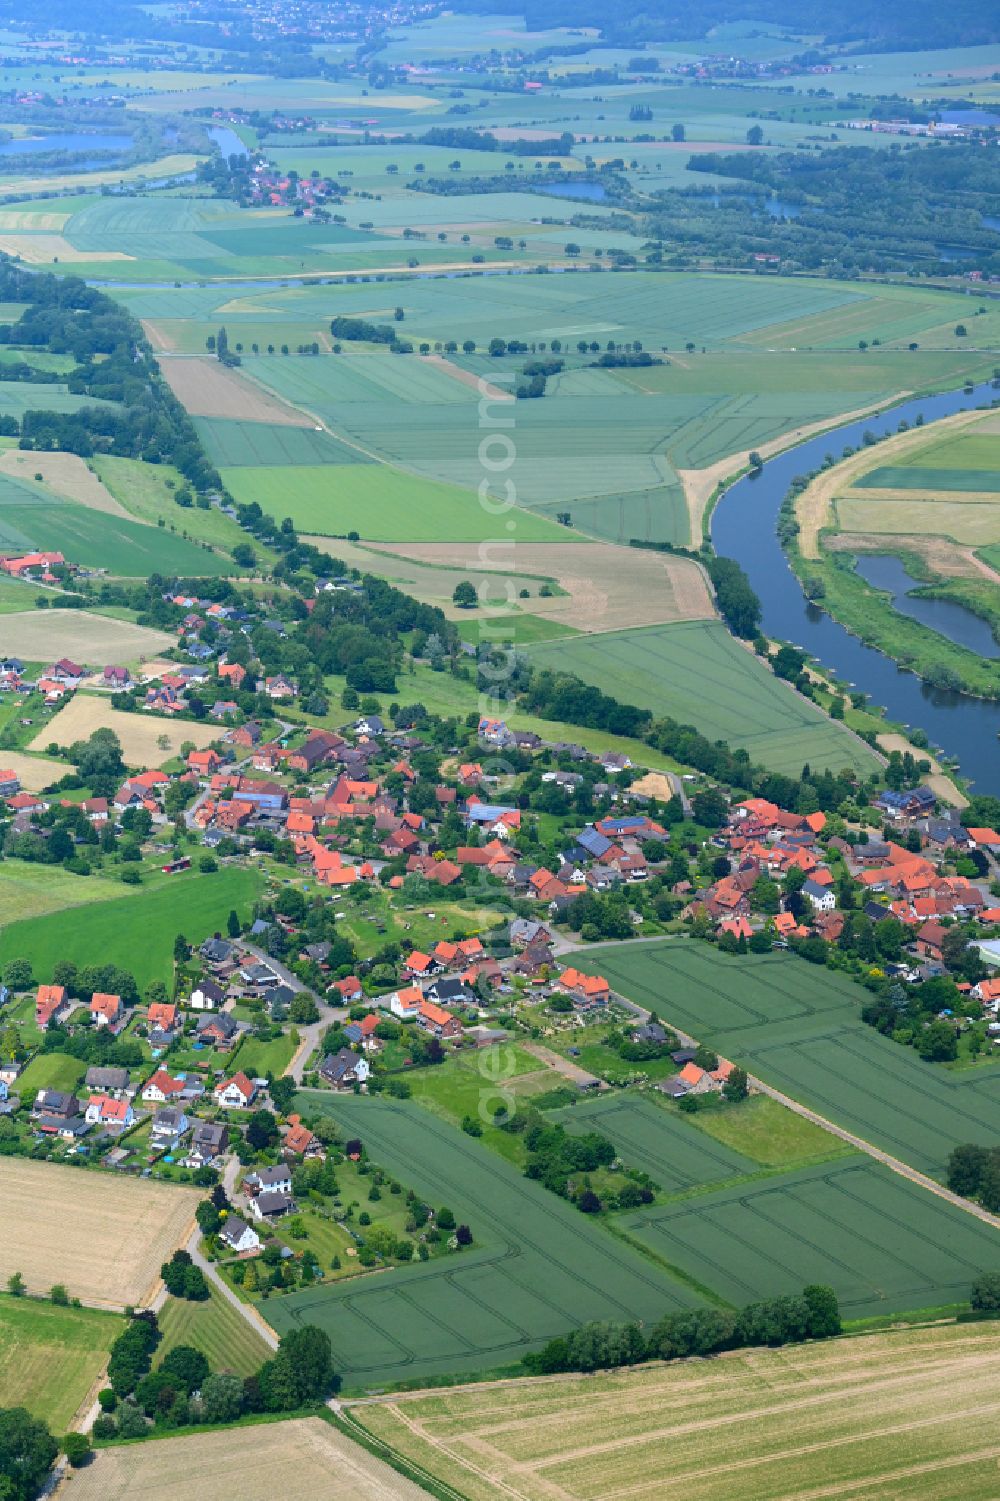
[66,1416,429,1501]
[0,1160,198,1307]
[0,449,130,517]
[352,1323,1000,1501]
[0,609,171,662]
[370,541,715,631]
[157,355,313,424]
[32,694,218,765]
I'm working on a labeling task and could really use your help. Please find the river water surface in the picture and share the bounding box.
[711,380,1000,792]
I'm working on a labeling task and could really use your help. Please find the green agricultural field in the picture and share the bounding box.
[221,462,571,543]
[619,1156,1000,1320]
[268,1094,700,1387]
[578,941,1000,1180]
[857,466,1000,492]
[0,867,263,990]
[548,1094,759,1192]
[156,1284,270,1379]
[0,470,233,576]
[526,620,878,776]
[194,417,365,468]
[0,1293,123,1431]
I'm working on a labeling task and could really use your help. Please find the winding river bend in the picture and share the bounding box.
[711,379,1000,794]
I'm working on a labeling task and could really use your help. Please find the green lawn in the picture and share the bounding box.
[16,1051,87,1094]
[527,620,879,777]
[92,454,265,559]
[234,1030,298,1079]
[405,1044,552,1163]
[268,1093,699,1388]
[0,1293,123,1432]
[687,1094,854,1170]
[0,861,131,925]
[0,867,264,990]
[156,1283,270,1379]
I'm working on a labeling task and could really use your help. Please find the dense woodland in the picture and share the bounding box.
[650,142,1000,277]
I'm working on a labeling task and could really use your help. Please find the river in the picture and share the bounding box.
[711,380,1000,793]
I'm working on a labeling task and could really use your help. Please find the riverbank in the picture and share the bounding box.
[711,377,1000,794]
[788,406,1000,700]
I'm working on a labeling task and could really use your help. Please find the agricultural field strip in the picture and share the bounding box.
[584,942,1000,1179]
[265,1095,700,1383]
[351,1324,1000,1501]
[548,1094,758,1191]
[0,1159,199,1307]
[62,1416,429,1501]
[526,621,877,774]
[619,1157,1000,1318]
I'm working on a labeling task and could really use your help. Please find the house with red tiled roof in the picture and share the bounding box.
[35,984,67,1029]
[141,1069,186,1103]
[90,992,123,1030]
[215,1072,257,1109]
[84,1094,134,1129]
[556,968,609,1006]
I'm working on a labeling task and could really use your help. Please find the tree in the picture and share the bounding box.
[671,123,685,141]
[269,1075,296,1115]
[6,1273,24,1298]
[948,1143,988,1198]
[0,1408,58,1499]
[159,1345,209,1393]
[227,909,241,939]
[803,1284,841,1338]
[259,1326,338,1410]
[62,1432,90,1468]
[970,1272,1000,1312]
[746,124,764,146]
[200,1371,244,1423]
[452,581,477,609]
[723,1066,749,1103]
[247,1110,279,1152]
[2,958,31,992]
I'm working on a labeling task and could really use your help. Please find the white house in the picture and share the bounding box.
[150,1107,189,1150]
[84,1095,134,1130]
[219,1216,260,1255]
[801,879,836,913]
[189,979,225,1011]
[214,1072,257,1110]
[141,1069,186,1104]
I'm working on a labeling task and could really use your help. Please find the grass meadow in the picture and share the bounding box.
[352,1322,1000,1501]
[0,866,263,990]
[527,620,879,775]
[221,461,571,542]
[0,1293,123,1431]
